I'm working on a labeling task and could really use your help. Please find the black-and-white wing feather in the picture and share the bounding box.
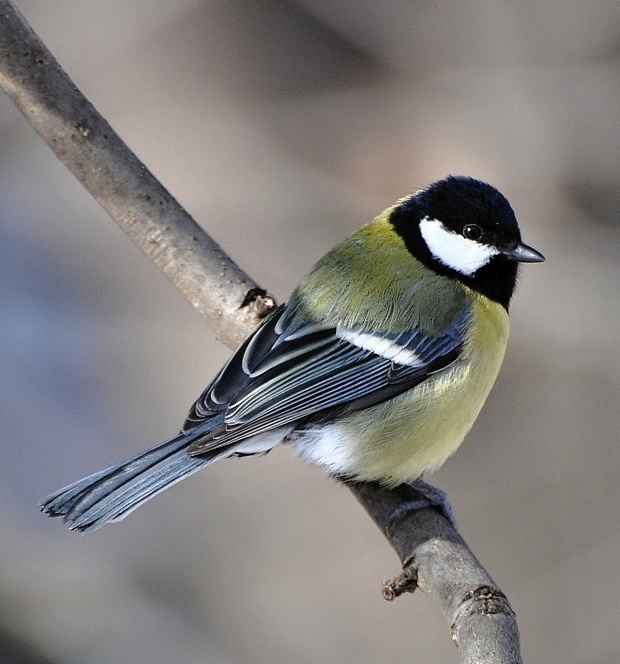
[185,305,470,455]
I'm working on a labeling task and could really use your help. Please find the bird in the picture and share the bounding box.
[41,175,544,533]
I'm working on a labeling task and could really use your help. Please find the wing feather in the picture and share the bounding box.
[184,304,470,456]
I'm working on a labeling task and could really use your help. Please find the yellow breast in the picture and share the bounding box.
[338,290,510,487]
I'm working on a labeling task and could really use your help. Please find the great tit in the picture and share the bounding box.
[41,175,544,532]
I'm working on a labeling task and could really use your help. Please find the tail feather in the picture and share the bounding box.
[40,424,228,533]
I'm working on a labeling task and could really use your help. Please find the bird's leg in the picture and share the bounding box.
[387,478,458,532]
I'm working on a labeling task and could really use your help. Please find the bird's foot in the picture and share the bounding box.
[387,478,457,533]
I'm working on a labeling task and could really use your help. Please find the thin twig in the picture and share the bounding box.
[0,2,522,662]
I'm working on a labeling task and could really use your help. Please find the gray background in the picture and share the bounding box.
[1,1,618,663]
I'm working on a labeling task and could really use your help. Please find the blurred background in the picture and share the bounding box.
[1,1,619,662]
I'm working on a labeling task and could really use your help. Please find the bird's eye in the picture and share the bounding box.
[462,224,482,240]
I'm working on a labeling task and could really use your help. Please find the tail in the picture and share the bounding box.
[40,422,228,533]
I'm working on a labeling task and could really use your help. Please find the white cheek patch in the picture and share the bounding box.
[419,216,498,275]
[338,329,423,366]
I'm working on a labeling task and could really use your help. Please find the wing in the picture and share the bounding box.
[184,304,470,455]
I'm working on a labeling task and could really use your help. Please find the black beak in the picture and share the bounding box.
[502,241,545,263]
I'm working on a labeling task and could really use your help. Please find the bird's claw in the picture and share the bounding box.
[387,479,458,533]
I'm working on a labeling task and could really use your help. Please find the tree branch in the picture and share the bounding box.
[0,0,274,348]
[0,2,521,662]
[350,482,521,664]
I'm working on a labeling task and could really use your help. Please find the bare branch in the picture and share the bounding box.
[0,2,522,662]
[350,482,521,664]
[0,0,274,348]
